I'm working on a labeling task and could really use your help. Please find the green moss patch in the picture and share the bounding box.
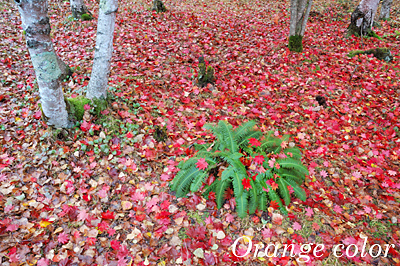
[288,35,303,52]
[347,47,393,62]
[65,96,109,121]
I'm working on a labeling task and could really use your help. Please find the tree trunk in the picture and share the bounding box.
[288,0,313,52]
[86,0,118,100]
[70,0,92,20]
[152,0,167,12]
[15,0,71,128]
[347,0,380,37]
[379,0,392,20]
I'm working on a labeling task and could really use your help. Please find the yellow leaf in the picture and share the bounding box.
[40,220,52,228]
[287,228,294,234]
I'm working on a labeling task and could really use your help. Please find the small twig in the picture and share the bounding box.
[360,26,364,49]
[349,65,359,83]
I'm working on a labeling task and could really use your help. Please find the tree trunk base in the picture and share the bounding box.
[72,6,93,21]
[288,35,303,52]
[152,0,167,12]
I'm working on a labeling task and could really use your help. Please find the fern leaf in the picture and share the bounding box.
[218,120,238,152]
[237,130,263,148]
[203,182,218,198]
[277,158,309,175]
[281,178,306,201]
[234,120,256,139]
[248,181,260,214]
[215,179,231,208]
[170,168,190,191]
[276,168,305,184]
[190,171,208,192]
[174,166,205,197]
[283,147,302,160]
[277,177,291,205]
[259,191,268,211]
[204,123,226,151]
[231,171,244,198]
[236,191,248,218]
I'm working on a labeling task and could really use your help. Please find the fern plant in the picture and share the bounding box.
[170,120,309,218]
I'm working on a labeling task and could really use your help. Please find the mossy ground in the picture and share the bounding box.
[288,35,303,52]
[347,47,393,62]
[65,96,108,121]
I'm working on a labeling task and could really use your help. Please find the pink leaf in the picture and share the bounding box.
[58,232,69,244]
[196,158,208,170]
[293,222,302,231]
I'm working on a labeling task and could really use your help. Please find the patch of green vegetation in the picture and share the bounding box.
[66,96,91,121]
[81,13,93,21]
[347,47,392,62]
[187,210,205,225]
[288,35,303,52]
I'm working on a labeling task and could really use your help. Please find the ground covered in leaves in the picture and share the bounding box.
[1,0,400,265]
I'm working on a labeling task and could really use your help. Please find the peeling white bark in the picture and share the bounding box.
[86,0,118,100]
[15,0,70,128]
[348,0,380,36]
[289,0,313,37]
[379,0,392,20]
[70,0,91,19]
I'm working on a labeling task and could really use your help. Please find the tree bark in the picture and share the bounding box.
[70,0,92,20]
[288,0,313,52]
[347,0,380,37]
[15,0,71,128]
[86,0,118,100]
[379,0,392,20]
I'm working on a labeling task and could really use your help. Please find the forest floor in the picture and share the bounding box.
[1,0,400,265]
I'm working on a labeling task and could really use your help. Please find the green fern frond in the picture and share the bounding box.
[178,156,217,170]
[248,180,261,214]
[277,158,309,175]
[267,186,284,210]
[231,171,244,198]
[204,123,226,151]
[277,177,291,205]
[203,182,218,198]
[218,120,238,152]
[281,178,306,202]
[236,191,248,218]
[259,191,268,211]
[237,130,263,148]
[283,147,302,160]
[174,166,205,197]
[190,171,208,192]
[234,120,257,143]
[193,143,212,151]
[215,179,231,208]
[276,168,305,184]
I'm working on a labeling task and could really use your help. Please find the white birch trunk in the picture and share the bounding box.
[347,0,380,36]
[15,0,71,128]
[379,0,392,20]
[289,0,313,52]
[86,0,118,100]
[70,0,92,20]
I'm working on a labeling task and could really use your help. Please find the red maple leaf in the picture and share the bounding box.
[270,200,280,210]
[196,158,208,170]
[110,239,121,250]
[242,178,252,190]
[101,210,115,220]
[253,155,264,164]
[249,138,261,147]
[80,120,91,132]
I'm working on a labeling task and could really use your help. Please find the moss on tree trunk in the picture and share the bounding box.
[288,35,303,52]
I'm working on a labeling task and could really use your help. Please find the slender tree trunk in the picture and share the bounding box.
[347,0,380,37]
[15,0,71,128]
[379,0,392,20]
[86,0,118,100]
[70,0,92,20]
[288,0,313,52]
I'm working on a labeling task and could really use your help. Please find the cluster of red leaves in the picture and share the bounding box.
[0,0,400,265]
